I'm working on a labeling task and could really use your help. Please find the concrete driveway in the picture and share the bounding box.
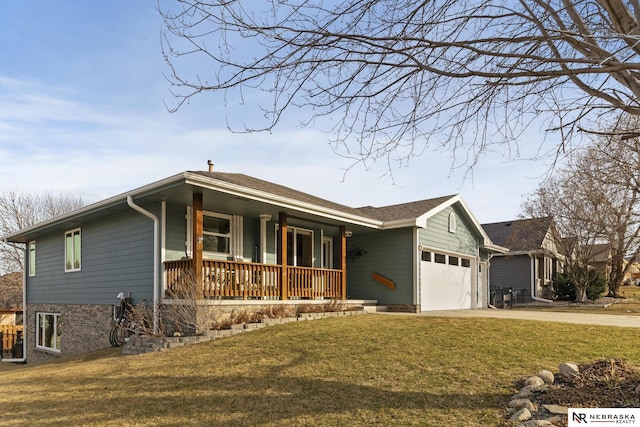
[382,309,640,328]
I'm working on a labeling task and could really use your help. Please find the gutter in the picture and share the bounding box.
[529,252,553,303]
[0,238,26,363]
[126,196,160,334]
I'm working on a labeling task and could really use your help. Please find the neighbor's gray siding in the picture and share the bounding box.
[27,208,156,305]
[346,228,414,305]
[489,254,532,300]
[421,205,478,256]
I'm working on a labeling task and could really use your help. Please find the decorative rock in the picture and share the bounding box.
[537,370,555,384]
[542,404,568,415]
[517,420,556,427]
[513,388,535,399]
[525,375,545,387]
[559,362,579,376]
[509,398,535,411]
[510,407,532,422]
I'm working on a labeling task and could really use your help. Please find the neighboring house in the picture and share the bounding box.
[482,217,563,303]
[2,168,504,363]
[589,243,612,280]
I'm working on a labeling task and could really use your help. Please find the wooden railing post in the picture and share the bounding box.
[339,226,347,300]
[278,212,288,300]
[193,193,203,290]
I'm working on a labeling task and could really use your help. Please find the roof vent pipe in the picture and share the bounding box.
[208,160,214,172]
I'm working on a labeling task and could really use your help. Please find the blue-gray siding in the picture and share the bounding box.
[28,208,156,305]
[489,255,533,301]
[346,228,414,304]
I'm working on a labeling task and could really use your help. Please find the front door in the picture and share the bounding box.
[287,228,313,267]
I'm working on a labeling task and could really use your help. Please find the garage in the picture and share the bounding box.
[419,250,475,311]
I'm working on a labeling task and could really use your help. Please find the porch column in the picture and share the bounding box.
[192,193,203,285]
[278,212,288,300]
[339,225,347,299]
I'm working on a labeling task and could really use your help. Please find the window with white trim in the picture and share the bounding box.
[36,312,61,352]
[28,241,36,276]
[203,212,232,256]
[65,229,81,272]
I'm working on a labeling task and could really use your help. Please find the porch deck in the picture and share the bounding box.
[165,259,344,300]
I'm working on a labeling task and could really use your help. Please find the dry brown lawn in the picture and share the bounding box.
[0,315,639,426]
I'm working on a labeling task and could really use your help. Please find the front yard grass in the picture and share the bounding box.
[518,285,640,315]
[1,315,638,426]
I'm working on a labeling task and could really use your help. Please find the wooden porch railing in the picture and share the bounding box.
[165,259,344,300]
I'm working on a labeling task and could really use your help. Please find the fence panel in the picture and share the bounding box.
[0,324,23,358]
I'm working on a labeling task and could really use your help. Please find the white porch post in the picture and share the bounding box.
[259,214,271,263]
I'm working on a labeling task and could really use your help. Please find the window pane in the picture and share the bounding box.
[203,216,230,234]
[73,231,81,269]
[203,235,230,253]
[29,241,36,276]
[37,314,44,347]
[421,251,431,262]
[44,314,55,348]
[449,256,459,266]
[461,258,471,268]
[66,233,73,270]
[434,253,446,264]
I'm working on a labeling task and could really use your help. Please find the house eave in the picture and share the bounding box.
[482,243,509,254]
[2,173,188,243]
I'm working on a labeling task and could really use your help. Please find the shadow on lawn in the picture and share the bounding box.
[1,371,504,425]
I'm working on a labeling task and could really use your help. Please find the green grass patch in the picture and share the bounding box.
[0,315,638,426]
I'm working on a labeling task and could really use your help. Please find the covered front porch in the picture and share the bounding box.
[164,195,348,300]
[165,258,345,300]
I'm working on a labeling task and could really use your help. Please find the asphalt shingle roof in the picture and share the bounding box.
[191,171,457,223]
[355,195,457,222]
[482,217,553,252]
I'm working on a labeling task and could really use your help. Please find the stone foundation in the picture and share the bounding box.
[124,310,367,356]
[26,303,113,364]
[160,299,372,335]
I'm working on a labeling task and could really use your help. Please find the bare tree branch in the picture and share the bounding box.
[159,0,640,170]
[0,191,84,274]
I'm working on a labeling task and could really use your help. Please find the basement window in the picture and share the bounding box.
[36,312,61,352]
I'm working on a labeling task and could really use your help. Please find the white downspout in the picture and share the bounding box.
[127,196,160,334]
[529,252,553,303]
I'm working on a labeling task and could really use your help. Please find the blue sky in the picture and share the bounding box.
[0,1,558,224]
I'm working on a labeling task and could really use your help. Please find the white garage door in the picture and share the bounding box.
[420,252,473,311]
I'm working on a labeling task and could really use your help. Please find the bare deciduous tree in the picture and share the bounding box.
[523,120,640,299]
[160,0,640,170]
[0,191,84,274]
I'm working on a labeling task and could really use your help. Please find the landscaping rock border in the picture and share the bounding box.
[506,363,578,426]
[122,310,367,355]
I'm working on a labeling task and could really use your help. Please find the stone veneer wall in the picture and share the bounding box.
[26,303,114,364]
